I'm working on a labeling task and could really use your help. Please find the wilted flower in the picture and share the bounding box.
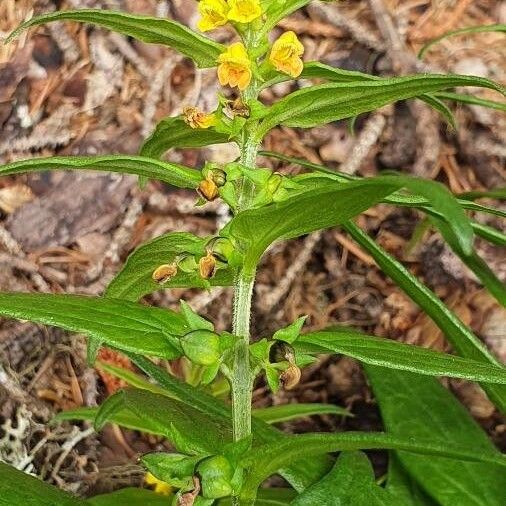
[183,106,216,129]
[198,0,230,32]
[269,31,304,78]
[217,42,252,90]
[152,263,178,284]
[227,0,262,23]
[199,251,218,279]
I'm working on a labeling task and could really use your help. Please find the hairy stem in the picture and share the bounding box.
[231,272,255,441]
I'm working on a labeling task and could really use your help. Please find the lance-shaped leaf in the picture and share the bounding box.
[263,151,506,248]
[6,9,224,68]
[239,431,506,501]
[436,91,506,112]
[106,232,234,301]
[253,403,351,424]
[418,24,506,59]
[227,179,399,273]
[262,153,505,302]
[220,489,296,505]
[140,117,231,159]
[343,222,506,413]
[89,488,170,506]
[292,452,404,506]
[0,293,189,360]
[95,389,232,455]
[130,354,333,491]
[0,462,87,506]
[228,173,474,273]
[295,329,506,384]
[0,155,201,189]
[387,456,437,506]
[366,366,506,505]
[56,405,156,435]
[301,62,506,114]
[257,74,505,137]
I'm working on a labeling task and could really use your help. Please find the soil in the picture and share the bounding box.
[0,0,504,497]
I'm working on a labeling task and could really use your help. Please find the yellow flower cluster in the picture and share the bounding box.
[198,0,262,32]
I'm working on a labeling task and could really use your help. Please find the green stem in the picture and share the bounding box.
[231,272,255,441]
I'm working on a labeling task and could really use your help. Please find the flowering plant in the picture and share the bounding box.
[0,2,505,505]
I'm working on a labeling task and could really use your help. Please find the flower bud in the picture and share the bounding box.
[152,263,178,284]
[199,252,217,279]
[181,330,221,366]
[197,455,233,499]
[266,173,283,195]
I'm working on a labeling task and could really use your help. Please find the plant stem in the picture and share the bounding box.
[231,272,255,441]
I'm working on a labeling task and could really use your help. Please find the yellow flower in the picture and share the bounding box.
[269,31,305,78]
[183,106,217,129]
[144,472,172,496]
[198,0,229,32]
[227,0,262,23]
[217,42,252,90]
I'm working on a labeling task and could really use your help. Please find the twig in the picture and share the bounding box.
[342,111,388,174]
[308,2,385,52]
[51,426,95,485]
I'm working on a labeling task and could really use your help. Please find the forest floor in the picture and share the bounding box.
[0,0,505,496]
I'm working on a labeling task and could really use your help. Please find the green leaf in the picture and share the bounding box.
[366,366,506,505]
[55,405,163,435]
[472,222,506,247]
[459,188,506,200]
[0,462,87,505]
[253,403,351,424]
[129,355,333,492]
[141,452,201,489]
[6,9,224,68]
[228,178,399,272]
[343,222,506,413]
[418,94,457,128]
[105,232,234,301]
[140,117,230,159]
[295,329,506,384]
[96,361,169,395]
[264,151,506,255]
[0,155,201,189]
[300,62,506,113]
[300,61,379,83]
[0,293,189,360]
[240,431,506,501]
[418,24,506,59]
[88,488,171,506]
[260,152,503,303]
[387,456,437,506]
[95,388,232,455]
[292,452,404,506]
[229,172,475,272]
[257,74,505,137]
[219,488,296,505]
[435,91,506,112]
[272,315,307,344]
